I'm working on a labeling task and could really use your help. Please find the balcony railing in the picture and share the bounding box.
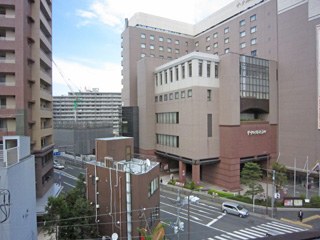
[0,59,15,64]
[0,146,18,168]
[40,87,51,94]
[41,107,52,111]
[0,37,15,41]
[0,14,15,19]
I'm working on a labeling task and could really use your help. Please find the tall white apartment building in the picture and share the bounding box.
[53,89,122,133]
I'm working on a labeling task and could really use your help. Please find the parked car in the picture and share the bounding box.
[54,164,64,170]
[221,202,249,218]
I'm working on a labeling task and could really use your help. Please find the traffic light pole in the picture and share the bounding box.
[271,170,275,218]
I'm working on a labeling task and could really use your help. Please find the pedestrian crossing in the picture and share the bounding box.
[207,221,309,239]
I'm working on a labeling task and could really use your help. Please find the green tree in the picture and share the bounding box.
[43,174,98,239]
[241,162,264,200]
[271,162,288,192]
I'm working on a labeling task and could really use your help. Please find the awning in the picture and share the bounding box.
[155,151,220,165]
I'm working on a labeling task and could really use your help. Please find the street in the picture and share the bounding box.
[54,167,316,239]
[160,190,310,240]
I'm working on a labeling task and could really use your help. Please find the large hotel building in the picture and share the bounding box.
[121,0,320,190]
[0,1,54,198]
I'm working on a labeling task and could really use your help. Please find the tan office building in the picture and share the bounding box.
[121,0,320,190]
[0,0,54,198]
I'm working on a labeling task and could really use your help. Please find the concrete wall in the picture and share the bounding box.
[277,1,320,169]
[0,155,37,240]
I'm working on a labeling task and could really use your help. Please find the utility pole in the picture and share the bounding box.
[271,170,275,218]
[266,155,269,215]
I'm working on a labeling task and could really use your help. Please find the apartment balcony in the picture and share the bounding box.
[0,38,15,50]
[0,146,18,168]
[0,16,15,28]
[40,0,52,21]
[40,30,52,51]
[41,127,52,138]
[40,12,52,36]
[40,49,52,69]
[40,68,52,83]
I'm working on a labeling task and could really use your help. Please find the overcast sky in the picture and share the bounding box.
[52,0,234,96]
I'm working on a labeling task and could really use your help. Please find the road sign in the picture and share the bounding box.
[53,152,61,156]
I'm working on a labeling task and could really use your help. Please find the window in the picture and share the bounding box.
[150,54,155,57]
[181,91,186,98]
[206,46,211,51]
[156,134,179,147]
[240,42,246,49]
[207,114,212,137]
[160,55,164,59]
[159,46,164,51]
[207,62,211,77]
[224,38,229,44]
[159,36,164,41]
[185,41,188,46]
[214,52,218,55]
[213,32,218,39]
[175,40,179,45]
[167,38,172,43]
[175,66,179,80]
[225,48,230,53]
[164,94,168,101]
[150,35,155,40]
[240,19,245,26]
[224,27,229,33]
[214,42,218,48]
[175,49,179,54]
[155,74,158,86]
[240,31,246,37]
[198,61,203,77]
[170,69,173,82]
[141,53,146,58]
[160,73,162,85]
[150,44,155,50]
[0,73,5,85]
[250,14,256,22]
[195,42,199,47]
[148,177,159,197]
[141,33,146,39]
[155,96,158,102]
[141,43,146,48]
[0,98,6,108]
[250,26,257,33]
[169,93,173,100]
[182,65,185,79]
[159,95,163,102]
[175,92,179,99]
[251,50,257,56]
[188,89,192,97]
[188,61,192,77]
[165,72,168,83]
[168,57,172,60]
[167,48,172,53]
[215,63,218,78]
[206,36,211,42]
[251,38,257,45]
[207,90,211,101]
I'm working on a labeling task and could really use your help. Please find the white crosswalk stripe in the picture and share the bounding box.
[209,221,309,240]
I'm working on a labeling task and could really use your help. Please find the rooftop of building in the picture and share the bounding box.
[96,136,133,141]
[87,156,159,175]
[128,0,265,36]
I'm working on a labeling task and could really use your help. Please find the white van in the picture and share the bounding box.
[221,202,249,218]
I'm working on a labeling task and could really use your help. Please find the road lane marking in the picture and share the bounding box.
[220,234,234,239]
[274,221,309,231]
[55,171,78,181]
[160,209,230,235]
[267,222,304,231]
[303,214,320,222]
[64,182,75,188]
[264,223,298,233]
[243,228,265,237]
[239,229,263,237]
[206,214,225,226]
[232,230,256,239]
[214,236,228,240]
[280,218,313,228]
[225,232,247,240]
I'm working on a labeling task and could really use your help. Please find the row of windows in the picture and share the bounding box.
[141,33,181,45]
[155,89,192,102]
[156,134,179,148]
[155,62,218,86]
[156,112,179,124]
[148,177,159,197]
[198,26,257,47]
[141,44,182,54]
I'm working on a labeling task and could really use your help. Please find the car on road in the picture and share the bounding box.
[54,163,65,170]
[221,202,249,218]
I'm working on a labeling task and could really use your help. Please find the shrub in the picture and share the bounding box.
[300,194,306,199]
[168,180,176,186]
[227,195,252,204]
[310,195,320,208]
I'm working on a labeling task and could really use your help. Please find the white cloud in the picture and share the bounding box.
[76,9,97,19]
[76,0,235,28]
[53,58,122,96]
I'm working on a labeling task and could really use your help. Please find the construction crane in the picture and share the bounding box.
[53,59,83,121]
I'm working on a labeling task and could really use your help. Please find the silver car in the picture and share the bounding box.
[221,202,249,218]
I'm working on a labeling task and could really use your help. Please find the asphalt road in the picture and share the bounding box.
[160,190,310,240]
